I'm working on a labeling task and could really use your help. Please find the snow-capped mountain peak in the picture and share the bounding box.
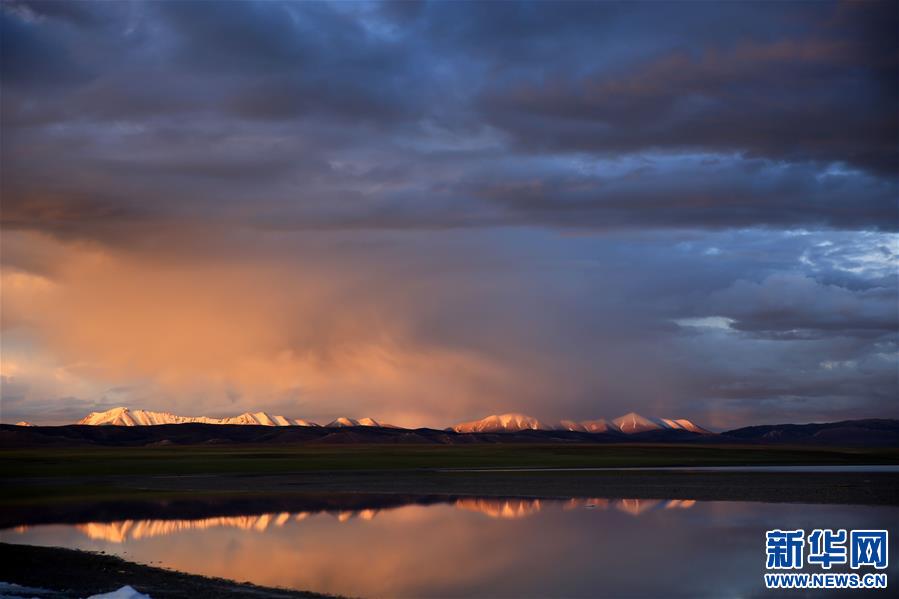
[68,406,706,433]
[612,412,663,433]
[557,418,617,433]
[452,412,709,435]
[659,418,707,433]
[327,417,376,428]
[74,407,396,428]
[558,419,586,432]
[76,407,319,427]
[579,418,617,433]
[453,412,547,433]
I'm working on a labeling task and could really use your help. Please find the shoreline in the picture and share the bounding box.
[0,542,335,599]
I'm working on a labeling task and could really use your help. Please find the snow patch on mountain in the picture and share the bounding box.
[326,416,384,428]
[579,419,617,433]
[453,412,548,433]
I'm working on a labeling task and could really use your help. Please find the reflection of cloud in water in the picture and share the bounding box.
[55,497,696,543]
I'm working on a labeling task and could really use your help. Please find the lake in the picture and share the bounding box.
[2,495,896,597]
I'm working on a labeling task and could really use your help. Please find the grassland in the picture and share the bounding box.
[2,443,897,517]
[3,442,897,478]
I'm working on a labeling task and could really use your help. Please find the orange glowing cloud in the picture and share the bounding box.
[1,230,536,426]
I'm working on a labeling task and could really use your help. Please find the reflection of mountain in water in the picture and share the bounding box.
[77,513,298,542]
[73,509,380,542]
[455,498,544,519]
[30,496,697,543]
[563,497,696,516]
[454,497,697,518]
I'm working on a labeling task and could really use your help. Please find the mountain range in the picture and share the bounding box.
[76,407,390,429]
[451,412,708,434]
[73,407,707,435]
[3,412,897,448]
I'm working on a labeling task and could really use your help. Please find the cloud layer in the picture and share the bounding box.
[1,1,896,427]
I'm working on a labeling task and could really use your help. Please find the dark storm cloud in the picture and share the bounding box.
[156,1,423,122]
[474,1,898,175]
[705,273,898,339]
[480,37,897,174]
[2,0,896,235]
[5,0,104,27]
[0,3,88,87]
[465,156,898,231]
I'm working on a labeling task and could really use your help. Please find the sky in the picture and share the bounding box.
[0,0,896,429]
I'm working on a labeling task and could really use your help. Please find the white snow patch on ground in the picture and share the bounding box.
[87,586,151,599]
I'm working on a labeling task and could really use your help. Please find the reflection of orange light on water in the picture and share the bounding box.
[614,498,698,515]
[561,497,695,516]
[563,498,611,511]
[330,509,380,522]
[76,514,283,542]
[254,513,272,531]
[63,496,698,543]
[2,492,725,599]
[75,508,390,542]
[615,499,662,516]
[665,499,696,510]
[455,498,544,519]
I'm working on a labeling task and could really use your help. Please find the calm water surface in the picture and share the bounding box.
[3,497,896,597]
[446,465,899,473]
